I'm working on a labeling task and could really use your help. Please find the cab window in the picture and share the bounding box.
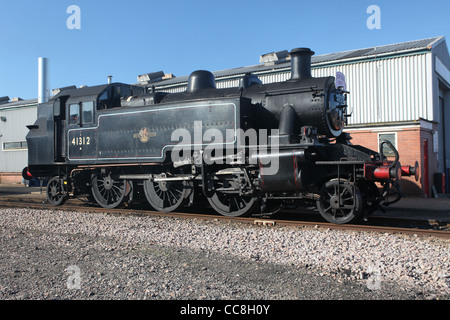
[69,104,80,125]
[121,85,132,97]
[82,101,94,124]
[98,90,109,109]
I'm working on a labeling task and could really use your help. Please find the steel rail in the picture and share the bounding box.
[0,198,449,239]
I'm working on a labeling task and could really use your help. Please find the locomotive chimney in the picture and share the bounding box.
[289,48,314,81]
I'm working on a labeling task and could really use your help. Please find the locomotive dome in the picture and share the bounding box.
[186,70,216,93]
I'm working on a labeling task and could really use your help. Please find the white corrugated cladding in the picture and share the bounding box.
[311,52,431,125]
[255,53,432,125]
[155,52,432,126]
[257,72,290,84]
[216,79,239,89]
[0,105,37,172]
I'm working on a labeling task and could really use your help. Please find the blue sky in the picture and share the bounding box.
[1,0,449,100]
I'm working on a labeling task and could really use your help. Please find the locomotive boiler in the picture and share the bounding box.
[24,47,419,224]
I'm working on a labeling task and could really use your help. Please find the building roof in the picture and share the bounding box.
[0,98,38,110]
[313,36,444,64]
[153,36,445,89]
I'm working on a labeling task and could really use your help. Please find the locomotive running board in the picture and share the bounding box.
[315,160,365,165]
[118,174,197,181]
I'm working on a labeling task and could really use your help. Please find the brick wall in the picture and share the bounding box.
[0,172,23,184]
[346,125,434,197]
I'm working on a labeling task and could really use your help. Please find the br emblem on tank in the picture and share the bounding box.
[133,127,156,143]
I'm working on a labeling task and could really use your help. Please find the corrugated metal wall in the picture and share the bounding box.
[157,52,432,126]
[257,72,290,84]
[311,53,431,125]
[0,106,37,172]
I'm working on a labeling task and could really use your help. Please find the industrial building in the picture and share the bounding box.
[0,97,38,184]
[1,36,449,197]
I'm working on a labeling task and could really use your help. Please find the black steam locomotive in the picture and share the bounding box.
[24,48,418,224]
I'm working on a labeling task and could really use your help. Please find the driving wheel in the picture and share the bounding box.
[91,172,131,209]
[206,172,260,217]
[143,175,193,212]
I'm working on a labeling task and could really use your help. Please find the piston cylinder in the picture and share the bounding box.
[254,149,307,192]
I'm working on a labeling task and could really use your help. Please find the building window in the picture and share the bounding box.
[378,132,397,157]
[3,141,28,151]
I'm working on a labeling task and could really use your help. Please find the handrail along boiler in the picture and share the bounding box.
[24,48,419,224]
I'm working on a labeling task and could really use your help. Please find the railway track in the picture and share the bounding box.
[1,195,449,239]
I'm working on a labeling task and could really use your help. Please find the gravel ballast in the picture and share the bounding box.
[0,207,449,300]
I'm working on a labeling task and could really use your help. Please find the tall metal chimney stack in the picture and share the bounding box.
[38,57,50,103]
[107,75,112,84]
